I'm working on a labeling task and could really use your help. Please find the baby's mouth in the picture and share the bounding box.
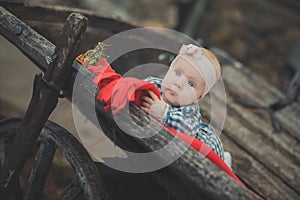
[162,84,178,96]
[167,89,177,96]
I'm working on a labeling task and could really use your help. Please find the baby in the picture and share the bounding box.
[141,44,224,159]
[77,43,224,159]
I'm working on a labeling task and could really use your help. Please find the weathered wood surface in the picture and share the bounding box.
[222,67,300,192]
[200,50,300,199]
[0,10,90,198]
[0,5,256,200]
[0,3,55,72]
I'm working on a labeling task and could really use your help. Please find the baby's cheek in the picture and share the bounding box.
[183,90,198,102]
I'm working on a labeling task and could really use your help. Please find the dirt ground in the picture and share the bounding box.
[0,0,300,199]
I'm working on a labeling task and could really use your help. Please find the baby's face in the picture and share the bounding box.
[161,57,205,106]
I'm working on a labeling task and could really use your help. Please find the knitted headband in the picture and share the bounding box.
[171,44,219,97]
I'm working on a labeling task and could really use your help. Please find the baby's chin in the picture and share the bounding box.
[163,93,199,107]
[162,94,182,107]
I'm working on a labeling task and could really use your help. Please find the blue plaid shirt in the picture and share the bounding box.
[144,76,224,159]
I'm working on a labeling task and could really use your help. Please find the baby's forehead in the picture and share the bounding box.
[171,57,191,70]
[170,59,203,79]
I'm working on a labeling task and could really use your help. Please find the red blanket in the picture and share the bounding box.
[82,58,261,199]
[88,58,161,114]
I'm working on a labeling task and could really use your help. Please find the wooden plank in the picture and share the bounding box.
[221,66,300,161]
[221,134,300,200]
[222,106,299,192]
[222,66,300,141]
[276,103,300,139]
[200,64,300,195]
[222,66,284,105]
[0,5,55,72]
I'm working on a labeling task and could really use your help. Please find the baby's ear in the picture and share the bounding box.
[198,90,207,100]
[197,94,202,101]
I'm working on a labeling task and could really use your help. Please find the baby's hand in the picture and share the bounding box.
[141,90,166,120]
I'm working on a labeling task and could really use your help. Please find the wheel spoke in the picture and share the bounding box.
[0,140,8,171]
[22,139,56,200]
[57,178,83,200]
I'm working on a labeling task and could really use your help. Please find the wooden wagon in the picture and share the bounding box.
[0,2,299,199]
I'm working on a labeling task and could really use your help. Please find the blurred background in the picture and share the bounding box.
[2,0,300,110]
[0,0,300,199]
[36,0,300,92]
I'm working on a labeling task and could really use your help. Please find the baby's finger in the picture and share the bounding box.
[148,90,159,100]
[140,106,149,113]
[142,101,151,108]
[142,96,154,103]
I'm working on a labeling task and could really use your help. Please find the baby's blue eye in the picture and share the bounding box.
[175,71,181,76]
[188,81,195,87]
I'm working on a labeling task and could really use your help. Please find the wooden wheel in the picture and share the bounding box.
[0,117,108,200]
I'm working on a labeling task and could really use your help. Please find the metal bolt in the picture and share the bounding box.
[13,25,22,36]
[45,56,52,65]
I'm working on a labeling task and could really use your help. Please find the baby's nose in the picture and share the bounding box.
[174,79,185,89]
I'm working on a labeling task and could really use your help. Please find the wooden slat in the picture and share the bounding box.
[200,64,300,197]
[221,66,300,161]
[276,103,300,139]
[221,134,300,200]
[222,103,300,192]
[0,5,55,72]
[227,100,300,162]
[222,66,300,141]
[222,66,284,105]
